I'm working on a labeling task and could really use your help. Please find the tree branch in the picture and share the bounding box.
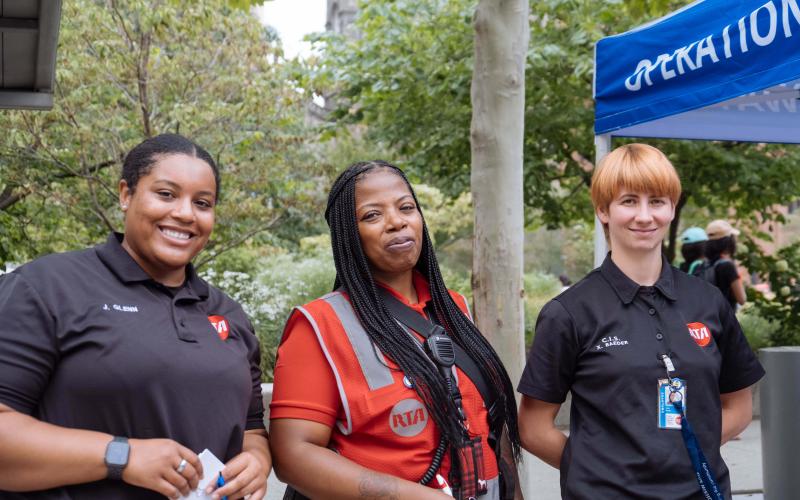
[0,186,28,211]
[86,175,116,233]
[194,214,283,270]
[667,192,689,263]
[137,31,153,137]
[110,0,136,52]
[0,155,120,212]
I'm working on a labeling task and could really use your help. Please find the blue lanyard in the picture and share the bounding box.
[661,354,725,500]
[671,400,725,500]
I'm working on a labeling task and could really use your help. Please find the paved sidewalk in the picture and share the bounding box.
[265,419,763,499]
[723,419,763,497]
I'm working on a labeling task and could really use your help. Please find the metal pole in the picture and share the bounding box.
[594,134,611,268]
[759,346,800,499]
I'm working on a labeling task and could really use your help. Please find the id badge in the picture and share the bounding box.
[658,378,686,430]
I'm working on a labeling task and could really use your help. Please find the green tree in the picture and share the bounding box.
[305,0,800,261]
[0,0,323,266]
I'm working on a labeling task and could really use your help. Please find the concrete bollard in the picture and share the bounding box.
[759,347,800,499]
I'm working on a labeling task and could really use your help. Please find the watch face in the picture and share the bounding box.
[106,441,129,466]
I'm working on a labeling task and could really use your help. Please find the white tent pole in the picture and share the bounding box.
[594,134,611,268]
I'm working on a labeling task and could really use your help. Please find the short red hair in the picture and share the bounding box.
[591,143,681,213]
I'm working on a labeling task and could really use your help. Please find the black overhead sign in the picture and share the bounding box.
[0,0,62,110]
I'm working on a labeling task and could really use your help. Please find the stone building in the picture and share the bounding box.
[306,1,359,122]
[326,0,358,36]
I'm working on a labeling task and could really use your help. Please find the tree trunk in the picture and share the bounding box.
[667,192,688,263]
[470,0,529,389]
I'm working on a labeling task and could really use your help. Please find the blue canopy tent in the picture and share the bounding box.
[592,0,800,266]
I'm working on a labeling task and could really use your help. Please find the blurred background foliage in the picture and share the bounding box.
[2,0,798,382]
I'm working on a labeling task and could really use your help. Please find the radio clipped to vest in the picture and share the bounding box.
[378,288,501,499]
[424,332,488,499]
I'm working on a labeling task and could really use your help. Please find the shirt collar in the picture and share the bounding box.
[95,233,208,299]
[600,252,676,304]
[376,270,432,309]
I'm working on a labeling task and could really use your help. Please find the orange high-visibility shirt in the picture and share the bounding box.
[270,272,498,484]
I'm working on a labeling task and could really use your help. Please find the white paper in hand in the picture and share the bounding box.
[178,449,225,499]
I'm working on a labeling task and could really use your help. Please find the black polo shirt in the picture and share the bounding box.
[0,233,264,499]
[518,254,764,500]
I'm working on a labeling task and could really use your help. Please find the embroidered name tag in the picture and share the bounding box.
[102,303,139,313]
[594,335,630,351]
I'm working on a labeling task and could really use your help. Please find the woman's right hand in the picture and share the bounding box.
[518,396,567,470]
[270,418,450,500]
[123,438,203,499]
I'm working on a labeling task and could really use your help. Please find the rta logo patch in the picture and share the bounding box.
[208,315,229,341]
[389,398,428,437]
[687,322,712,347]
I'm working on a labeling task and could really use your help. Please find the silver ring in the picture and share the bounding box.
[176,458,188,474]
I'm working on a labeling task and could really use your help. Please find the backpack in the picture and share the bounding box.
[690,258,728,285]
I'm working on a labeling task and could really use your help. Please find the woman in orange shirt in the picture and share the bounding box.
[269,160,522,500]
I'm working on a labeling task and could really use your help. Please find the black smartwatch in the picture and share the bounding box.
[104,436,130,480]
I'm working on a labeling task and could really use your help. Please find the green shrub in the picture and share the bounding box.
[736,305,777,352]
[440,264,472,302]
[738,237,800,346]
[202,235,335,381]
[523,271,562,347]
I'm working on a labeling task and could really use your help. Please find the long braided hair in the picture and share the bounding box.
[325,160,521,482]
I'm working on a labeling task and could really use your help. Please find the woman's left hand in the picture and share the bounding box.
[205,430,270,500]
[205,450,268,500]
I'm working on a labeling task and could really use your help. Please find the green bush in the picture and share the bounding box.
[439,264,472,302]
[736,305,777,352]
[202,235,336,381]
[738,237,800,346]
[524,272,562,347]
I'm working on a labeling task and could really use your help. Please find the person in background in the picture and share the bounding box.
[269,160,522,500]
[678,226,708,274]
[517,143,763,499]
[0,134,270,500]
[705,219,747,311]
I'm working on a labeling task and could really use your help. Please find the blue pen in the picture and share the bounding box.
[216,472,227,500]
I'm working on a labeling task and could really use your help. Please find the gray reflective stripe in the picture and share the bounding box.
[294,305,354,435]
[458,292,473,321]
[484,476,500,500]
[323,292,395,391]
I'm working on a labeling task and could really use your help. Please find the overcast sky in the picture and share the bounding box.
[255,0,327,59]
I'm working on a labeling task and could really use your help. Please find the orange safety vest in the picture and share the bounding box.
[291,289,500,497]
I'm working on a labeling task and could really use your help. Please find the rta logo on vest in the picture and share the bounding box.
[687,321,712,347]
[389,398,428,437]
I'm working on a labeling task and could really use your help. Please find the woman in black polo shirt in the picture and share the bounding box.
[0,134,270,499]
[517,143,764,499]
